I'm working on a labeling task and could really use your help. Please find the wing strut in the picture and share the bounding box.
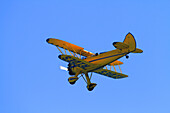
[64,43,81,58]
[63,44,74,56]
[113,65,117,72]
[70,45,81,58]
[67,49,74,56]
[79,51,82,58]
[64,48,67,55]
[118,65,122,73]
[56,46,64,54]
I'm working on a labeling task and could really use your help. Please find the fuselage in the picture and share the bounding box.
[84,49,129,71]
[58,48,130,74]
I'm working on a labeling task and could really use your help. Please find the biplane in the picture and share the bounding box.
[46,33,143,91]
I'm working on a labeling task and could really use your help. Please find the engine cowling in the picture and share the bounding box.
[68,63,75,75]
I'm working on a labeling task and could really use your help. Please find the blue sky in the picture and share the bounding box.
[1,0,170,113]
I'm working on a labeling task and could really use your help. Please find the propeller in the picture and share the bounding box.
[60,66,68,71]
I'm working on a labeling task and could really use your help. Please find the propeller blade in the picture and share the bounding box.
[60,66,68,71]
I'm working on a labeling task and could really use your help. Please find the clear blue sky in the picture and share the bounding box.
[1,0,170,113]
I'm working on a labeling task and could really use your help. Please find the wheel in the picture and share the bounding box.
[68,79,76,85]
[87,87,94,91]
[68,77,78,85]
[87,83,97,91]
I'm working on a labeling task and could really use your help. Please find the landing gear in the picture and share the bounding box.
[68,71,80,85]
[67,72,97,91]
[84,73,97,91]
[68,77,78,85]
[87,83,97,91]
[126,55,129,59]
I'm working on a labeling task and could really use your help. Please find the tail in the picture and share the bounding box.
[123,32,136,52]
[124,33,143,53]
[113,32,143,53]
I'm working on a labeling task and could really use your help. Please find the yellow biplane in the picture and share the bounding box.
[46,33,143,91]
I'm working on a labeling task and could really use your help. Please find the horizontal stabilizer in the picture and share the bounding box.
[113,33,138,52]
[113,42,129,49]
[132,48,143,53]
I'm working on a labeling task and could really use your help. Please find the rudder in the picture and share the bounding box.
[123,32,136,52]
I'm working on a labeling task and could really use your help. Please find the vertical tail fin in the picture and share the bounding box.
[123,32,136,52]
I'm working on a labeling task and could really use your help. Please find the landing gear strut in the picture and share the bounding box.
[85,73,97,91]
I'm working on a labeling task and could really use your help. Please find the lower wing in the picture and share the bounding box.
[94,68,128,79]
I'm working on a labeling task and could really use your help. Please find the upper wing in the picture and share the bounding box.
[94,68,128,79]
[47,38,124,65]
[46,38,95,57]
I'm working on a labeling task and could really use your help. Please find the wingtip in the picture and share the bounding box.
[46,38,50,43]
[112,42,118,46]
